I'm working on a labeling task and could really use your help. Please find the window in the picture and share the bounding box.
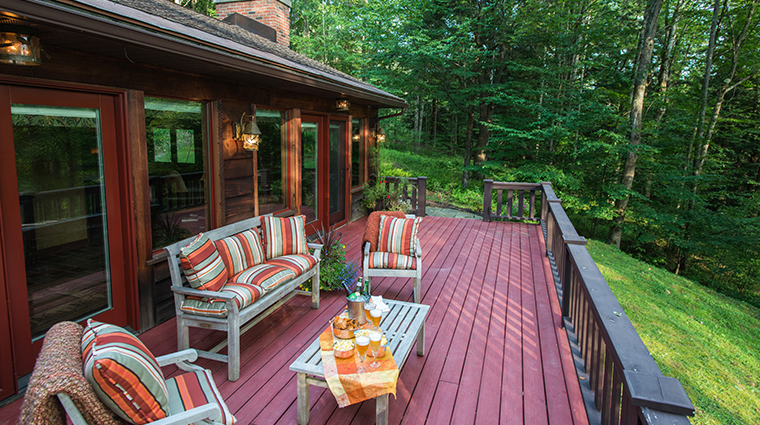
[257,109,286,215]
[144,97,207,249]
[351,118,363,187]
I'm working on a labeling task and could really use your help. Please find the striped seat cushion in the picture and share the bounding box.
[377,215,422,256]
[367,252,417,270]
[266,254,318,277]
[231,263,297,292]
[81,320,169,424]
[165,369,236,424]
[181,282,264,318]
[261,215,309,259]
[214,229,265,277]
[179,233,228,292]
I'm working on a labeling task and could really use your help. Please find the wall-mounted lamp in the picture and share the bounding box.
[0,25,42,66]
[352,132,361,142]
[376,127,386,143]
[234,105,262,151]
[336,99,350,111]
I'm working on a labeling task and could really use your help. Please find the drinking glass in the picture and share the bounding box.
[355,335,370,373]
[370,308,382,331]
[364,302,375,324]
[368,332,382,368]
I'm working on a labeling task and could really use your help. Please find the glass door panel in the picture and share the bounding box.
[11,104,111,340]
[301,120,319,225]
[329,120,346,225]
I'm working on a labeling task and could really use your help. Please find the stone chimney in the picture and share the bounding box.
[215,0,291,47]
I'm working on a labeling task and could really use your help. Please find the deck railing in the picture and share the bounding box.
[379,176,427,217]
[486,180,695,425]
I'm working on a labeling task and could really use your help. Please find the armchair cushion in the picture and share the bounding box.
[378,215,422,256]
[261,215,309,259]
[181,282,264,318]
[367,252,417,270]
[166,368,236,424]
[179,233,228,292]
[231,263,297,291]
[266,254,319,277]
[81,320,169,424]
[215,229,265,277]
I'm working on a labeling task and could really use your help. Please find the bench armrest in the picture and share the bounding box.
[415,238,422,258]
[170,285,236,300]
[308,242,323,260]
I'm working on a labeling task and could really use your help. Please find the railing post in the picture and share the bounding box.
[562,235,587,322]
[483,179,493,222]
[417,177,426,217]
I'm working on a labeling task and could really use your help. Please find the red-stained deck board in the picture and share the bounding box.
[0,216,589,425]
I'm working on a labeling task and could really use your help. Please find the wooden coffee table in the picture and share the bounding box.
[289,299,429,425]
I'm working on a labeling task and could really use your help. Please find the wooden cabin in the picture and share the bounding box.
[0,0,406,402]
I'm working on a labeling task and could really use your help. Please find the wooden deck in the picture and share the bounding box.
[0,216,589,425]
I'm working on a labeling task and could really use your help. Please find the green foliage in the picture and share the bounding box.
[589,240,760,425]
[360,178,413,212]
[302,225,359,292]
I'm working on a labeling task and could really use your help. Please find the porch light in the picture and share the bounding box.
[0,25,42,66]
[376,127,386,143]
[235,105,262,151]
[336,99,350,111]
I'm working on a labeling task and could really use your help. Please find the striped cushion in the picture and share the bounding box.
[261,215,309,259]
[165,369,236,424]
[377,215,421,255]
[266,254,318,277]
[181,283,264,318]
[81,320,169,424]
[231,263,297,291]
[367,252,417,270]
[179,233,228,292]
[215,229,265,277]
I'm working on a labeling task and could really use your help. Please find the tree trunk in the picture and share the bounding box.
[462,105,475,188]
[475,103,493,164]
[608,0,665,247]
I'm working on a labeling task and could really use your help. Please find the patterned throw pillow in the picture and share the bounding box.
[260,215,309,259]
[179,233,228,291]
[81,320,169,424]
[377,215,422,256]
[215,229,265,276]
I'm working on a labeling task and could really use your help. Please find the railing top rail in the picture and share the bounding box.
[484,180,542,191]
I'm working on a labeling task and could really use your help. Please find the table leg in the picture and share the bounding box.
[417,322,425,356]
[376,394,389,425]
[297,373,310,425]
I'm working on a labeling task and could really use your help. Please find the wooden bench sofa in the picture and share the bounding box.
[164,215,321,381]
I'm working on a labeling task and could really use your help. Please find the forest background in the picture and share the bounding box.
[182,0,760,308]
[288,0,760,309]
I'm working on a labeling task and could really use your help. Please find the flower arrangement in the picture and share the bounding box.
[302,224,360,292]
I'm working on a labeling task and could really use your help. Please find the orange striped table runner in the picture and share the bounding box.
[319,326,399,407]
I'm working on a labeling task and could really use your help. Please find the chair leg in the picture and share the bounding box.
[414,271,421,304]
[177,318,190,351]
[312,268,320,309]
[228,321,240,382]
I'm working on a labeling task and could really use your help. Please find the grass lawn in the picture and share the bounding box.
[587,239,760,425]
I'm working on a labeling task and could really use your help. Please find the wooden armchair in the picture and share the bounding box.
[21,321,235,425]
[362,211,423,303]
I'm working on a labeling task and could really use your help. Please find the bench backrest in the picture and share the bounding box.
[163,215,265,288]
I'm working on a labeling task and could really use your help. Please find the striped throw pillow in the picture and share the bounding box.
[377,215,421,255]
[180,233,228,291]
[81,320,169,424]
[215,229,265,276]
[261,215,309,259]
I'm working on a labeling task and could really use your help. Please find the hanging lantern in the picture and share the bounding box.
[0,25,42,66]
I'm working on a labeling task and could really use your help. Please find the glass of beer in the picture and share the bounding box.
[368,332,382,368]
[355,335,370,373]
[364,301,375,324]
[370,308,382,331]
